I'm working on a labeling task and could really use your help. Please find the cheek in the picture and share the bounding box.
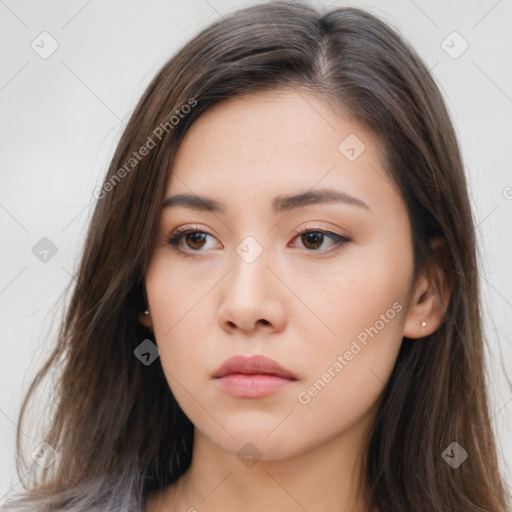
[147,250,214,330]
[145,255,210,376]
[294,240,412,403]
[290,247,410,351]
[296,281,405,407]
[288,275,407,453]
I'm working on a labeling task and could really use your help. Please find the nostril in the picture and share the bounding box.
[225,319,270,329]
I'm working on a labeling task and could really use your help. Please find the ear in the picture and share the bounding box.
[138,309,153,331]
[403,237,453,339]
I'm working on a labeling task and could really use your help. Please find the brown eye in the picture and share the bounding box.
[167,228,215,252]
[301,231,324,250]
[184,232,207,250]
[294,227,350,253]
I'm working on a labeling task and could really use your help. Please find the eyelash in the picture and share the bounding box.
[166,224,350,254]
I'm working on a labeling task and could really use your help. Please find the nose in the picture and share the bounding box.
[217,247,287,335]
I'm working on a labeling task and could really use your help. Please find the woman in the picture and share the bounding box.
[3,1,510,511]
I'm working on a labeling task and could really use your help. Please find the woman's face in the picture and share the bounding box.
[145,88,416,460]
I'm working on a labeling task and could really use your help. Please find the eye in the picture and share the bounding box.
[292,225,350,253]
[166,225,219,253]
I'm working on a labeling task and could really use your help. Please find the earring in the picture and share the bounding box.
[421,321,427,327]
[144,310,149,315]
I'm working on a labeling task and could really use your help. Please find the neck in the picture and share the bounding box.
[158,410,375,512]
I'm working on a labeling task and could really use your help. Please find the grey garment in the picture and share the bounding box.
[0,476,145,512]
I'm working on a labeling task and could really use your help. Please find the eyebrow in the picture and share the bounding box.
[161,188,371,214]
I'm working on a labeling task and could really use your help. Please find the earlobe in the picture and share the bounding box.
[138,309,153,331]
[403,276,437,339]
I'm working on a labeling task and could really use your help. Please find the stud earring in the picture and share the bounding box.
[144,310,149,315]
[421,321,427,327]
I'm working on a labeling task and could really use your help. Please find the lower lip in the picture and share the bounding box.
[215,373,296,398]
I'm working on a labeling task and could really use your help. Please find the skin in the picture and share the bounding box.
[143,88,451,512]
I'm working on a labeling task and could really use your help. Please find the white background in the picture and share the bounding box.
[1,0,511,501]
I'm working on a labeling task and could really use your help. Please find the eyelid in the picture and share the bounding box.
[293,222,350,239]
[165,224,217,246]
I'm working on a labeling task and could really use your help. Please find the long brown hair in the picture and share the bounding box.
[3,2,510,511]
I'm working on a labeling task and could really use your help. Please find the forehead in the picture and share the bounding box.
[164,88,402,219]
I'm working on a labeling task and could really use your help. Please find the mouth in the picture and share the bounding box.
[213,355,298,398]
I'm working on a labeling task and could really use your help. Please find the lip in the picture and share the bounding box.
[213,355,298,398]
[214,355,297,379]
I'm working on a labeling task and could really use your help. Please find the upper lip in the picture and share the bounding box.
[213,355,297,380]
